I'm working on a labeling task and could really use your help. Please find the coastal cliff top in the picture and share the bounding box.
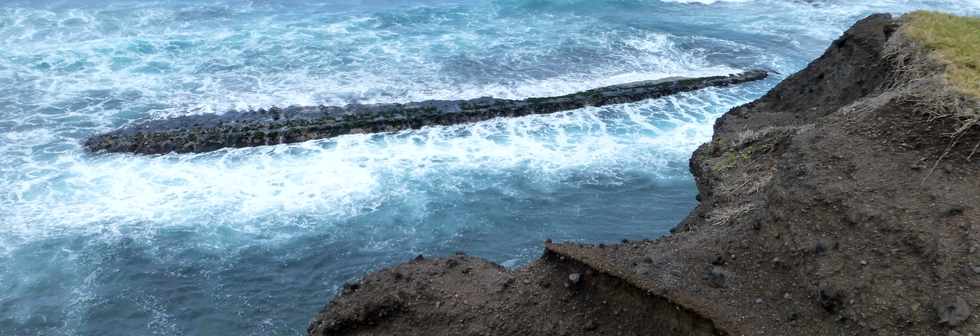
[904,11,980,99]
[896,11,979,137]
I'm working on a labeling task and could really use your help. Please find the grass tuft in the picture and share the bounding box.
[903,11,980,99]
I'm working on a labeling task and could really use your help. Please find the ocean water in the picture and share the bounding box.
[1,0,978,335]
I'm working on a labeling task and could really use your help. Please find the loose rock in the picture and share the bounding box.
[936,296,972,327]
[704,266,733,288]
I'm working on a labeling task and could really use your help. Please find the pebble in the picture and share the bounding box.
[937,296,972,327]
[704,266,732,288]
[814,242,827,256]
[755,298,764,304]
[568,273,582,284]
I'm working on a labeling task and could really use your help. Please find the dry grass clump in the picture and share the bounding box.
[884,11,979,138]
[879,11,980,178]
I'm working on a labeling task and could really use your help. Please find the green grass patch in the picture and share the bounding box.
[904,11,980,98]
[712,143,773,171]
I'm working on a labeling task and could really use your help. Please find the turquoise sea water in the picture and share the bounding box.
[1,0,978,335]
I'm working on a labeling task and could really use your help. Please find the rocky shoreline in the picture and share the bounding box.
[307,13,978,336]
[83,70,766,155]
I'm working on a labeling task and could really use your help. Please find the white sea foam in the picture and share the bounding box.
[0,3,754,249]
[3,1,980,334]
[1,89,745,244]
[661,0,752,5]
[1,0,979,250]
[0,0,977,252]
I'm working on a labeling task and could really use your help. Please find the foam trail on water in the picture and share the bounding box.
[0,1,754,248]
[1,87,752,247]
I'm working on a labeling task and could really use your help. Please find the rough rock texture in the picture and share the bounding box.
[83,70,767,155]
[309,253,724,336]
[309,14,979,336]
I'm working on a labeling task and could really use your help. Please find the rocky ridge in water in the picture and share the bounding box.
[83,70,767,155]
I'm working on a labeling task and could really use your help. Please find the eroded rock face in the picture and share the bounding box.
[552,13,978,335]
[308,13,979,336]
[84,70,767,155]
[308,253,724,336]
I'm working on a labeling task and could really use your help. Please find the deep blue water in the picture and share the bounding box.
[1,0,978,335]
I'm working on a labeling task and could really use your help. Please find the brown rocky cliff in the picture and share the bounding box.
[308,13,979,336]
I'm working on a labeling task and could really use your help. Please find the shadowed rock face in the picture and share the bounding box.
[83,70,767,155]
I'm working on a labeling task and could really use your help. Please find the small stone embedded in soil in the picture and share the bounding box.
[818,288,844,313]
[815,242,827,256]
[704,266,733,288]
[568,273,582,284]
[944,207,964,217]
[936,296,972,327]
[711,255,726,265]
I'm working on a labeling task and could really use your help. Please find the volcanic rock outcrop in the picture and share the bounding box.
[84,70,767,155]
[308,13,979,336]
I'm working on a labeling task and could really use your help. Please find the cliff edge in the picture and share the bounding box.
[308,13,979,336]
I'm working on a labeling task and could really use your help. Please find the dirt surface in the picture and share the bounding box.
[309,14,978,336]
[309,252,725,336]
